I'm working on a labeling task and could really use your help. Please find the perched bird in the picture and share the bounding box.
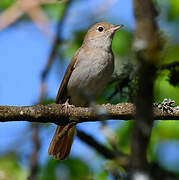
[48,22,123,160]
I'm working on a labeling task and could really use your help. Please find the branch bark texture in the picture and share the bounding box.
[0,103,178,124]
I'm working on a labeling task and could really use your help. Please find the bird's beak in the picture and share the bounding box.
[111,24,124,32]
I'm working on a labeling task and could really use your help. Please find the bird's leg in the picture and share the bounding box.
[62,99,75,114]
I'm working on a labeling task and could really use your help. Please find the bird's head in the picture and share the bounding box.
[83,22,124,50]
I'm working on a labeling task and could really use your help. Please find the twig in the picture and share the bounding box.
[42,0,72,81]
[77,129,127,160]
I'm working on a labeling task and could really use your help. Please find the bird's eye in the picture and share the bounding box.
[97,26,104,32]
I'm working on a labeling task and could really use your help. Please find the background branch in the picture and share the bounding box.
[42,0,72,80]
[131,0,163,177]
[28,124,40,180]
[77,129,127,160]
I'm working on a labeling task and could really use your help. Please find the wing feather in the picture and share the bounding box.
[56,48,81,103]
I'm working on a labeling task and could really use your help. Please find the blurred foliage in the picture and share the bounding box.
[0,154,27,180]
[65,31,86,59]
[154,45,179,104]
[112,30,133,57]
[41,98,55,105]
[162,45,179,64]
[115,121,133,154]
[95,170,108,180]
[0,0,14,11]
[169,0,179,20]
[97,61,137,104]
[42,3,67,20]
[39,158,91,180]
[162,46,179,87]
[154,69,179,103]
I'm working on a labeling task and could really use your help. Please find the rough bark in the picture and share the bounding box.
[0,103,178,125]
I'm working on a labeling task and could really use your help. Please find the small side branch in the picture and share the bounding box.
[77,129,129,168]
[77,129,123,159]
[0,103,178,124]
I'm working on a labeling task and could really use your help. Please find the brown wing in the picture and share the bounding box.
[56,48,80,103]
[48,50,80,160]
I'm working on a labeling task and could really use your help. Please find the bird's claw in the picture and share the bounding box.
[62,99,75,114]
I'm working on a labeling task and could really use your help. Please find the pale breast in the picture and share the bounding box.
[67,48,114,106]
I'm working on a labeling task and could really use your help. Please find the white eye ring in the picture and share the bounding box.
[97,26,104,32]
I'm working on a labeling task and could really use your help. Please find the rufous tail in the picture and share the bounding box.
[48,125,76,160]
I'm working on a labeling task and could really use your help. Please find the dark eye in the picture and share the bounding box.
[97,26,104,32]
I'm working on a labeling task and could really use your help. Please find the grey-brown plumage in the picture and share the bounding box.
[48,22,123,160]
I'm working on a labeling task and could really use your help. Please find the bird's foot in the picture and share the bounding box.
[62,99,75,113]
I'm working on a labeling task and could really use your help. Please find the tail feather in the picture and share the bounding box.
[48,125,76,160]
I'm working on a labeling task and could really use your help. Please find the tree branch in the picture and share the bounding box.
[0,103,178,124]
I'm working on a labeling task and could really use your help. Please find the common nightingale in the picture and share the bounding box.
[48,22,123,160]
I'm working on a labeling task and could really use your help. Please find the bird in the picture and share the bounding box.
[48,22,123,160]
